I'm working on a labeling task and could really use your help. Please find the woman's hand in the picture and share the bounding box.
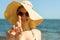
[15,16,23,33]
[8,16,23,35]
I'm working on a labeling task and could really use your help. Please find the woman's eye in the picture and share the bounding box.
[17,12,23,17]
[26,12,29,17]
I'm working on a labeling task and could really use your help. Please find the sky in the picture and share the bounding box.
[0,0,60,19]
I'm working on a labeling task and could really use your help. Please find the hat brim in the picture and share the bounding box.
[4,1,43,28]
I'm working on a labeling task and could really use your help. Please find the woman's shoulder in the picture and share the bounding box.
[32,29,41,40]
[32,29,41,33]
[32,29,41,37]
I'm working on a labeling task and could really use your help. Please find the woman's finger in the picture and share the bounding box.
[18,16,21,23]
[12,25,15,30]
[16,22,21,27]
[18,16,21,27]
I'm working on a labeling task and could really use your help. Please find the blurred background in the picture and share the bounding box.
[0,0,60,40]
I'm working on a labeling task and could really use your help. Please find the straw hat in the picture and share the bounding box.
[4,0,43,29]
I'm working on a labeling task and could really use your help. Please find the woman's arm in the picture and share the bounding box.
[6,16,23,40]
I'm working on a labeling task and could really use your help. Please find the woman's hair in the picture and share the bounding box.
[17,6,24,12]
[16,6,29,17]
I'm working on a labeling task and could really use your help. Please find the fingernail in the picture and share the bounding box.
[18,16,21,23]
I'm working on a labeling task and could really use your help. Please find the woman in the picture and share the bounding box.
[17,6,41,40]
[4,1,43,40]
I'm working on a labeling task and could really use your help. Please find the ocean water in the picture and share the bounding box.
[0,19,60,40]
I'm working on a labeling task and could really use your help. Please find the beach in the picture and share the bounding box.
[0,19,60,40]
[0,36,6,40]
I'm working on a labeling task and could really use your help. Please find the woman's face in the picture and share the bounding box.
[17,7,29,18]
[17,7,31,31]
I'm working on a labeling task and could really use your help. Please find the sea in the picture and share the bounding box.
[0,19,60,40]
